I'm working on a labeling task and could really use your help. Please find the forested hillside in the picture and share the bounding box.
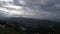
[0,17,60,34]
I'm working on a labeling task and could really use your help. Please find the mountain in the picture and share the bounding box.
[6,17,60,29]
[0,17,60,34]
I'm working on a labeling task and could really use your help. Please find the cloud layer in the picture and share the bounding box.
[0,0,60,21]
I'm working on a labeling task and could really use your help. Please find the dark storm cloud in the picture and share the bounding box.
[17,0,60,21]
[0,0,60,21]
[40,0,60,12]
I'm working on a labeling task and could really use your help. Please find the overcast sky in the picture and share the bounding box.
[0,0,60,21]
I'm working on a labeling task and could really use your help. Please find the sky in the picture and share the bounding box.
[0,0,60,21]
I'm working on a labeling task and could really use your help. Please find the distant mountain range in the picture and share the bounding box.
[0,17,60,34]
[6,17,60,29]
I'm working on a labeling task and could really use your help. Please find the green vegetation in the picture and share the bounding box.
[0,28,20,34]
[0,21,27,34]
[0,28,28,34]
[0,19,60,34]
